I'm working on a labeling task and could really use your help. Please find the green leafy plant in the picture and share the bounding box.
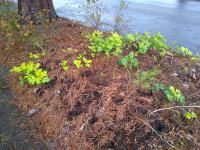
[152,83,165,92]
[133,32,174,58]
[73,52,92,68]
[138,41,150,54]
[153,55,157,63]
[176,45,200,62]
[190,53,200,62]
[118,51,138,69]
[86,30,124,56]
[152,84,185,103]
[100,72,104,76]
[177,46,192,57]
[82,57,92,67]
[159,50,166,57]
[73,59,83,68]
[61,49,67,52]
[61,60,69,71]
[122,34,135,49]
[185,112,197,119]
[164,86,185,103]
[135,67,162,89]
[149,32,170,51]
[29,52,46,59]
[29,52,40,59]
[184,66,188,71]
[10,61,50,86]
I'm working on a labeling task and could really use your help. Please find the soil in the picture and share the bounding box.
[0,17,200,149]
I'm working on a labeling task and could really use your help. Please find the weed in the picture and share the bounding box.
[29,52,45,59]
[10,61,50,86]
[177,46,192,57]
[184,66,188,71]
[61,49,67,52]
[185,112,197,119]
[153,55,157,63]
[73,52,92,68]
[122,34,135,49]
[86,30,124,56]
[159,50,166,57]
[118,51,138,69]
[138,41,151,54]
[152,83,165,92]
[100,72,104,76]
[135,67,162,89]
[133,32,171,54]
[61,60,69,71]
[153,84,185,103]
[73,59,83,69]
[164,86,185,103]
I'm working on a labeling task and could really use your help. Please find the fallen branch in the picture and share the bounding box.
[150,105,200,114]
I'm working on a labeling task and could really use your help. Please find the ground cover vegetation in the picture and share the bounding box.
[1,1,200,149]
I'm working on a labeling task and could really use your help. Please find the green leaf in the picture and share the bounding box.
[29,53,33,58]
[85,64,91,67]
[119,57,128,66]
[19,77,24,86]
[33,54,40,59]
[185,112,196,119]
[63,66,69,71]
[35,78,41,85]
[41,52,46,56]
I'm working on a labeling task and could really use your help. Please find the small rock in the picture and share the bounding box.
[183,83,189,88]
[55,90,61,94]
[171,72,178,77]
[191,69,196,73]
[26,109,40,117]
[192,74,197,80]
[34,88,38,93]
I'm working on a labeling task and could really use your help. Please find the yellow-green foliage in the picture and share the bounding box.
[10,61,50,86]
[0,4,49,51]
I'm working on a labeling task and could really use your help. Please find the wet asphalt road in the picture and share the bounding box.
[54,0,200,53]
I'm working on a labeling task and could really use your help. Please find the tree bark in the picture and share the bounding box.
[19,0,58,22]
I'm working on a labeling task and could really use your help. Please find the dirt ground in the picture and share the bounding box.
[1,18,200,149]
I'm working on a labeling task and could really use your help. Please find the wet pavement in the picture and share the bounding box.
[0,66,45,149]
[53,0,200,53]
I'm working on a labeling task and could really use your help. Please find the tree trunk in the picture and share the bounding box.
[19,0,58,22]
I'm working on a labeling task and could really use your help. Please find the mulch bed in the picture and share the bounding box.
[1,18,200,149]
